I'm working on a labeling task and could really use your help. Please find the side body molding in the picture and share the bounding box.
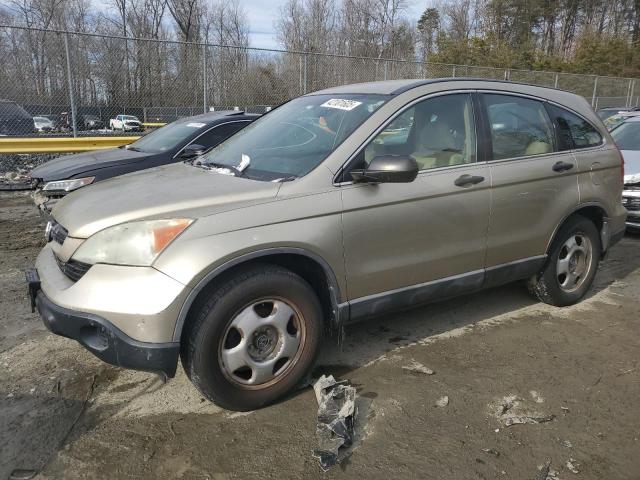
[172,247,344,342]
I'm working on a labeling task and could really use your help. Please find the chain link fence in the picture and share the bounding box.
[0,24,638,137]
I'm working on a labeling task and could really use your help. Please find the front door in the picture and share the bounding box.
[340,92,491,318]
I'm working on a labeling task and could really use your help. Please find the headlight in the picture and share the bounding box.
[72,219,193,266]
[42,176,95,192]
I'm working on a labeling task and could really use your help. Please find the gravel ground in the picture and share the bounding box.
[1,191,639,479]
[0,154,63,186]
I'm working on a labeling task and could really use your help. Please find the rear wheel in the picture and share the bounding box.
[181,264,323,411]
[528,215,601,306]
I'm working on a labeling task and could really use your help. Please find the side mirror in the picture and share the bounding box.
[180,144,206,158]
[351,155,419,184]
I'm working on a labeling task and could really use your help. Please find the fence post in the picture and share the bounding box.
[554,74,559,88]
[591,76,598,107]
[452,65,456,78]
[202,44,208,113]
[384,61,388,81]
[626,79,633,108]
[63,33,78,138]
[303,54,308,94]
[630,80,636,108]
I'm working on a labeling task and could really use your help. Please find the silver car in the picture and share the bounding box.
[28,79,626,410]
[612,116,640,231]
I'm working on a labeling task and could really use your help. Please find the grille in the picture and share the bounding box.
[622,196,640,211]
[50,220,68,245]
[54,255,91,282]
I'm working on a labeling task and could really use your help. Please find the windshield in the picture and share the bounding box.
[197,94,387,180]
[123,115,139,121]
[127,119,207,153]
[612,121,640,151]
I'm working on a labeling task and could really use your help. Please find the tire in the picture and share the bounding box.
[181,264,323,411]
[528,215,601,306]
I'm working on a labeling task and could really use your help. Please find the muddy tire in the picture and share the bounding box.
[528,215,601,307]
[181,264,323,411]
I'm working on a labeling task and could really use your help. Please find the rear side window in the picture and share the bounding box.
[546,104,603,150]
[483,94,554,160]
[196,121,249,148]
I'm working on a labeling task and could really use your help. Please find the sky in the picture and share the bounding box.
[244,0,425,50]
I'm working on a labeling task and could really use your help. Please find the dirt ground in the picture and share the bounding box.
[1,190,639,480]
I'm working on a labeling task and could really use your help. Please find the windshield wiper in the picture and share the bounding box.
[125,145,143,152]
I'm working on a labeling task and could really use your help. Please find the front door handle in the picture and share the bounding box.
[552,161,574,172]
[455,174,485,187]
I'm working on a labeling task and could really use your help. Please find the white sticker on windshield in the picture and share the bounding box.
[320,99,362,111]
[186,122,206,128]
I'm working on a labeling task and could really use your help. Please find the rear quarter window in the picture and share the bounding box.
[546,104,603,151]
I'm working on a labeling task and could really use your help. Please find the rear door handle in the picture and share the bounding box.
[455,174,485,187]
[552,161,574,172]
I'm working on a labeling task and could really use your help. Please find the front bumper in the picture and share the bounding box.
[35,242,191,342]
[30,277,179,377]
[33,188,63,214]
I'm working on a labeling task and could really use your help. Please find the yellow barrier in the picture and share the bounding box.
[142,122,166,127]
[0,136,141,154]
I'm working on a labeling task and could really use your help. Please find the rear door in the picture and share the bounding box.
[340,92,491,315]
[480,92,580,284]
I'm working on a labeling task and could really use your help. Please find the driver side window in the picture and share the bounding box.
[360,93,477,172]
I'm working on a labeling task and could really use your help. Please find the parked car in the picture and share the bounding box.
[611,116,640,231]
[0,99,35,135]
[30,111,258,212]
[33,116,54,132]
[80,114,105,131]
[596,106,637,122]
[110,114,143,132]
[603,110,640,131]
[27,79,626,411]
[41,114,65,132]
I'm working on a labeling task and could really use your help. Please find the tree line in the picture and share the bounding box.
[0,0,638,113]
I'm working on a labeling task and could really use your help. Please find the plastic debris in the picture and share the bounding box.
[535,460,551,480]
[481,448,500,457]
[9,470,37,480]
[402,359,434,375]
[534,463,561,480]
[561,439,573,448]
[504,414,555,426]
[492,394,556,427]
[435,395,449,407]
[312,375,357,471]
[566,458,580,474]
[530,390,545,403]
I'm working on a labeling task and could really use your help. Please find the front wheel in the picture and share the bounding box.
[528,215,601,306]
[181,264,323,411]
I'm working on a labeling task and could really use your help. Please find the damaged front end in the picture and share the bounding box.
[622,176,640,231]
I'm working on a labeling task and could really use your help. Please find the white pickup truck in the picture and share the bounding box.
[109,114,143,132]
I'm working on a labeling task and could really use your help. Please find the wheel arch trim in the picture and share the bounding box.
[172,247,344,342]
[546,201,611,254]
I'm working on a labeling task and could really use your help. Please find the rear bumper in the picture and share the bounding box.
[34,287,179,377]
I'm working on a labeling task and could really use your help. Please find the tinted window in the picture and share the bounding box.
[611,121,640,151]
[484,94,554,159]
[547,104,602,150]
[192,121,249,149]
[355,93,476,172]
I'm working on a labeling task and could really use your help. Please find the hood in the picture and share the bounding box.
[622,150,640,185]
[30,147,148,182]
[51,162,280,238]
